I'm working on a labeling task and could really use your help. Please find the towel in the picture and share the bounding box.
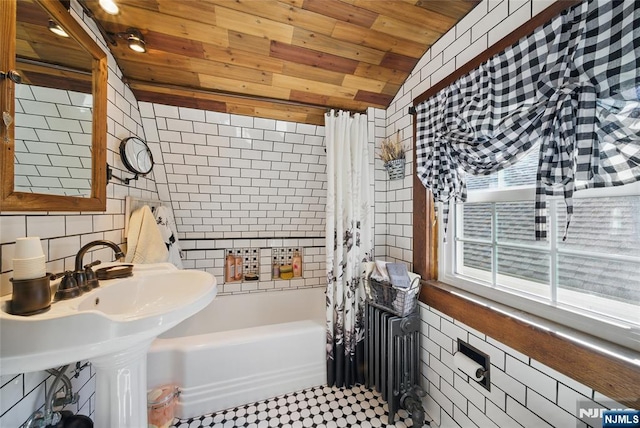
[125,205,168,264]
[366,260,421,294]
[153,205,183,269]
[363,261,376,278]
[370,260,390,283]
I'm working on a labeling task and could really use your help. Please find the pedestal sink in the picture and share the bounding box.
[0,263,217,427]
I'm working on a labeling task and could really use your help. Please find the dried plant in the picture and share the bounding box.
[377,131,405,163]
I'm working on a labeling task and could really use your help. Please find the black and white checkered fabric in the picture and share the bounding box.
[416,0,640,240]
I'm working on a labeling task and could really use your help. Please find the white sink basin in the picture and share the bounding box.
[0,263,217,375]
[77,267,212,318]
[0,263,217,427]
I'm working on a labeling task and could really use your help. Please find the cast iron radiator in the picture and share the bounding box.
[364,303,427,426]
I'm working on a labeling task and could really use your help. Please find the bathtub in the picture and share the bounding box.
[147,287,327,419]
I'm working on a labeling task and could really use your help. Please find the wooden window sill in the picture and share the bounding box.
[419,280,640,409]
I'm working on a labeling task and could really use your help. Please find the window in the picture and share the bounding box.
[439,147,640,349]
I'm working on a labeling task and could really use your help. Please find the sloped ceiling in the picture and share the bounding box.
[86,0,480,124]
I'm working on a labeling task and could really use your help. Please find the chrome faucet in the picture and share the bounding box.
[74,240,125,291]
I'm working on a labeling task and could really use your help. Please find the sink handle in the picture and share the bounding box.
[84,260,101,269]
[54,272,81,301]
[83,260,101,291]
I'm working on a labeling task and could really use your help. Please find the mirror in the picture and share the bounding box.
[14,0,94,197]
[120,137,154,176]
[0,0,107,211]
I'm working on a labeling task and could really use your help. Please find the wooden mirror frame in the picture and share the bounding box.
[0,0,107,212]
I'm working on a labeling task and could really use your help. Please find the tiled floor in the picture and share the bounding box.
[171,384,417,428]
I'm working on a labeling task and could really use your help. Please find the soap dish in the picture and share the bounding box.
[96,264,134,280]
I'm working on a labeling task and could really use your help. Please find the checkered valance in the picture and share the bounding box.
[416,0,640,240]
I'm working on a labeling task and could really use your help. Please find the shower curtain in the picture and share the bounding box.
[324,110,373,388]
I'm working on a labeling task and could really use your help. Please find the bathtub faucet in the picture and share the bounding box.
[74,240,125,290]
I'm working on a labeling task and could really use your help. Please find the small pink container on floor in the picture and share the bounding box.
[147,385,180,428]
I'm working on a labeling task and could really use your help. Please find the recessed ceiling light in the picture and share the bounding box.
[48,20,69,38]
[99,0,119,15]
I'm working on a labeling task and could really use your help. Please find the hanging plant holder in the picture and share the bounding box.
[378,130,406,181]
[384,158,406,180]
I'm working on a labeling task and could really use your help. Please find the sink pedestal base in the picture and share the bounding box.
[91,338,154,428]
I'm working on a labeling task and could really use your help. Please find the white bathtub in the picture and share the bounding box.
[147,287,327,419]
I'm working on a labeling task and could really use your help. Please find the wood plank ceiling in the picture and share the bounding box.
[85,0,480,125]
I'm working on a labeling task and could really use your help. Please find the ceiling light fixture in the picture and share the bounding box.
[108,28,147,53]
[48,20,69,38]
[99,0,119,15]
[125,29,146,53]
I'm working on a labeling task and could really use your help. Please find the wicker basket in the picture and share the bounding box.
[384,158,405,180]
[364,276,420,317]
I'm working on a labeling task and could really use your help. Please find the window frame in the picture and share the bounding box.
[439,182,640,350]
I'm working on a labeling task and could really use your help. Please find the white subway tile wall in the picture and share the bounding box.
[382,1,610,427]
[139,104,328,239]
[14,85,93,196]
[141,105,379,297]
[418,303,617,428]
[1,0,613,427]
[0,365,95,428]
[0,0,157,425]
